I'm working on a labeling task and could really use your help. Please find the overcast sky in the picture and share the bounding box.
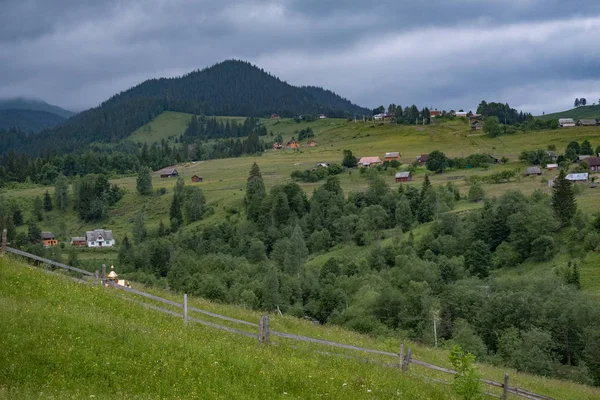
[1,0,599,114]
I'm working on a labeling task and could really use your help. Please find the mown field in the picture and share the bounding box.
[3,256,600,399]
[4,115,600,291]
[537,105,600,121]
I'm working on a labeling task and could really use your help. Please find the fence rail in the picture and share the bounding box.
[3,242,554,400]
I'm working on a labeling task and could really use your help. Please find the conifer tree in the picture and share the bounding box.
[395,195,413,231]
[133,211,147,244]
[27,220,41,244]
[54,173,69,212]
[136,166,153,195]
[552,170,577,226]
[169,194,183,230]
[245,163,266,222]
[43,190,53,211]
[32,196,43,221]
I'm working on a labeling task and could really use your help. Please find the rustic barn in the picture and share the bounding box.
[416,154,429,164]
[525,166,542,176]
[358,156,383,167]
[71,237,87,247]
[558,118,576,127]
[287,140,301,149]
[578,119,597,126]
[307,140,317,147]
[191,175,203,183]
[395,172,412,182]
[587,157,600,172]
[159,168,179,178]
[546,163,558,170]
[384,152,400,161]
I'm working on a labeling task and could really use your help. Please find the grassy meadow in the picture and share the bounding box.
[3,256,600,399]
[537,105,600,121]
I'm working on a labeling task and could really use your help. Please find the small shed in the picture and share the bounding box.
[71,237,87,247]
[578,119,597,126]
[270,113,280,119]
[395,172,413,182]
[416,154,429,164]
[314,162,330,169]
[385,152,400,161]
[287,140,300,149]
[307,140,317,147]
[191,175,203,183]
[546,163,558,170]
[472,122,483,131]
[559,118,576,127]
[159,168,179,178]
[41,232,58,247]
[272,142,283,150]
[525,166,542,176]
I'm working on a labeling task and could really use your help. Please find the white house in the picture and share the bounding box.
[456,111,468,118]
[86,229,115,248]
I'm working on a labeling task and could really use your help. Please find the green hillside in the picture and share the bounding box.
[0,109,66,133]
[537,105,600,121]
[0,97,75,119]
[3,256,600,399]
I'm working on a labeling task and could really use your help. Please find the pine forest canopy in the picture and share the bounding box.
[0,60,370,157]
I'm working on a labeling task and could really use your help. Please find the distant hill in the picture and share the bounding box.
[0,97,75,119]
[0,109,66,132]
[537,105,600,121]
[1,60,370,155]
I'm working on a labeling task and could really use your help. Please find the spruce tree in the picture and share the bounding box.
[245,163,266,222]
[54,173,69,212]
[395,195,413,231]
[43,190,53,211]
[136,166,153,195]
[32,196,44,221]
[12,207,23,226]
[418,175,436,223]
[27,221,41,244]
[133,211,147,244]
[552,170,577,226]
[169,194,183,230]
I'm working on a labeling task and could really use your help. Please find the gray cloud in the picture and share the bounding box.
[0,0,599,114]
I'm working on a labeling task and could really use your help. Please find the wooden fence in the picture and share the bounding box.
[2,239,554,400]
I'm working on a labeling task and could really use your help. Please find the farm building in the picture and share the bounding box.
[578,155,591,163]
[287,140,301,149]
[307,140,317,147]
[566,173,589,183]
[456,111,468,118]
[272,142,283,150]
[578,119,597,126]
[86,229,115,248]
[319,114,326,119]
[559,118,576,127]
[395,172,412,182]
[472,122,483,131]
[525,167,542,176]
[70,237,86,247]
[358,156,383,167]
[191,175,203,183]
[486,154,500,164]
[546,163,558,170]
[384,152,400,161]
[430,110,441,118]
[270,114,280,119]
[587,157,600,172]
[159,168,178,178]
[314,162,330,169]
[416,154,429,164]
[41,232,58,247]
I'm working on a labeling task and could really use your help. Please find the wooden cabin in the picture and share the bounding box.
[41,232,58,247]
[191,175,203,183]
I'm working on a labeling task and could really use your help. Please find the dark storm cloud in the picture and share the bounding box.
[0,0,598,114]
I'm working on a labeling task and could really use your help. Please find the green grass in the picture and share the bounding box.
[537,105,600,121]
[3,256,600,399]
[0,256,456,399]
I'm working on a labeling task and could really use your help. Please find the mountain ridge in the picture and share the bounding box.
[0,97,75,119]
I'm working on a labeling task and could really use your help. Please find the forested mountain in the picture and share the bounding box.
[0,98,75,119]
[0,109,66,132]
[0,60,369,156]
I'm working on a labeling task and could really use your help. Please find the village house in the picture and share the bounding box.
[70,237,87,247]
[395,171,412,182]
[578,119,598,127]
[41,232,58,247]
[159,167,179,178]
[578,155,591,163]
[587,157,600,172]
[318,114,326,119]
[472,122,483,131]
[307,139,317,147]
[270,113,280,119]
[525,166,542,176]
[384,152,400,161]
[416,154,429,164]
[566,173,589,183]
[191,175,203,183]
[456,111,468,118]
[272,142,283,150]
[558,118,576,127]
[86,229,115,248]
[430,110,441,118]
[287,139,301,149]
[546,163,558,171]
[358,156,383,167]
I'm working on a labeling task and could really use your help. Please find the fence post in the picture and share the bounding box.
[264,315,270,344]
[259,315,270,344]
[101,264,106,286]
[399,343,404,370]
[1,228,6,256]
[258,315,264,343]
[503,373,509,400]
[183,294,188,324]
[402,348,412,373]
[94,270,99,279]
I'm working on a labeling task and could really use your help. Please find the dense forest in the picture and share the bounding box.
[0,60,369,157]
[0,109,66,133]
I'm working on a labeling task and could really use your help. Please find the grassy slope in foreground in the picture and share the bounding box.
[3,257,600,399]
[537,105,600,121]
[0,257,453,400]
